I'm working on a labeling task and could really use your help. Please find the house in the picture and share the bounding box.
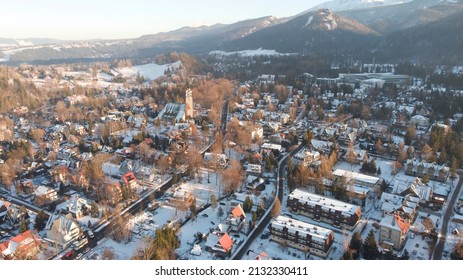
[292,148,321,168]
[287,189,361,230]
[262,122,280,134]
[204,153,229,169]
[261,143,282,157]
[332,169,380,188]
[33,185,58,206]
[227,204,246,232]
[379,213,410,251]
[204,232,234,258]
[269,215,335,258]
[244,175,266,191]
[45,213,82,249]
[250,126,263,141]
[379,192,419,223]
[343,148,368,164]
[1,201,26,225]
[245,164,262,176]
[394,177,432,206]
[410,115,429,127]
[66,194,93,219]
[122,172,139,191]
[0,230,41,260]
[157,103,186,123]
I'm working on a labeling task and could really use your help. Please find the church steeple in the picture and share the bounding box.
[185,88,193,118]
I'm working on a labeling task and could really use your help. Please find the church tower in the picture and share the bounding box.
[185,88,194,118]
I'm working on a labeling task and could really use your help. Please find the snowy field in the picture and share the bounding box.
[170,170,222,207]
[209,48,298,57]
[117,61,182,81]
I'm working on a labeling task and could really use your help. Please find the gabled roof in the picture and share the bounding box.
[394,214,410,234]
[218,233,233,252]
[231,204,245,218]
[10,230,34,244]
[380,213,410,235]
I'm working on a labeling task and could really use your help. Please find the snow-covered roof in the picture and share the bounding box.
[33,185,55,196]
[380,214,409,234]
[289,189,359,216]
[271,215,333,243]
[333,169,380,186]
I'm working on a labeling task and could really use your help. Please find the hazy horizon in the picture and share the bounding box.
[1,0,326,41]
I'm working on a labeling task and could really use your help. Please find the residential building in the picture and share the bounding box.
[204,153,229,169]
[33,185,58,206]
[204,232,234,258]
[405,159,450,182]
[227,204,246,232]
[287,189,361,230]
[157,103,186,123]
[343,148,369,164]
[379,192,419,223]
[45,213,81,248]
[269,215,335,258]
[0,230,41,260]
[379,213,410,251]
[292,148,321,168]
[333,169,381,188]
[245,164,262,176]
[410,115,429,127]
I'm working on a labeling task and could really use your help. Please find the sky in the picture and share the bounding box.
[1,0,327,40]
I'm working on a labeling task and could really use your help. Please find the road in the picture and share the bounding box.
[432,174,463,259]
[232,144,304,260]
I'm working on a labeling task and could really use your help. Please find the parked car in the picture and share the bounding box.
[88,230,94,239]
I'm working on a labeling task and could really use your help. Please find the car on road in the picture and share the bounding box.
[202,213,208,217]
[88,230,94,239]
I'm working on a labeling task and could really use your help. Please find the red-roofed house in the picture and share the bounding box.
[379,213,410,250]
[205,233,234,258]
[228,205,246,232]
[219,233,233,252]
[1,230,41,260]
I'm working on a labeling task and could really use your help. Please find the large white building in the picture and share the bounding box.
[269,215,335,258]
[333,169,381,188]
[287,189,361,230]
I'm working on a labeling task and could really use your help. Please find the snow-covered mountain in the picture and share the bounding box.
[308,0,411,12]
[0,38,59,48]
[339,0,463,33]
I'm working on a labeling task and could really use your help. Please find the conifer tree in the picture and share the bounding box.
[363,229,379,260]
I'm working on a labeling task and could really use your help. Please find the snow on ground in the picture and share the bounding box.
[241,224,346,260]
[170,169,221,206]
[174,172,278,260]
[444,221,463,259]
[77,216,101,228]
[176,201,246,260]
[87,237,143,260]
[86,204,188,260]
[209,48,298,58]
[116,61,182,81]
